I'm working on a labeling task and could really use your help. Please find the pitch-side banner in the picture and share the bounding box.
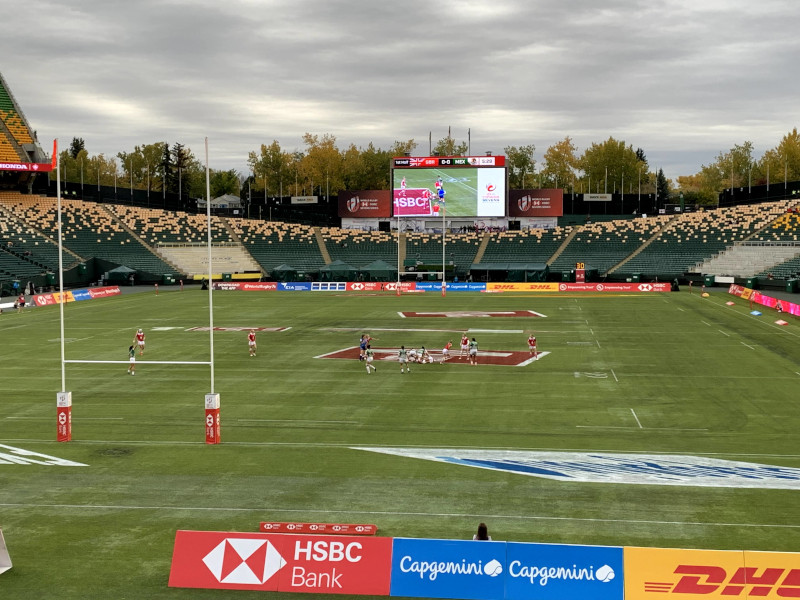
[338,190,392,218]
[508,189,563,217]
[623,546,800,599]
[212,282,278,291]
[169,531,393,595]
[728,284,800,316]
[32,286,122,306]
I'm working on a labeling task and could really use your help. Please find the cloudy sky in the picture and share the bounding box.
[2,0,799,181]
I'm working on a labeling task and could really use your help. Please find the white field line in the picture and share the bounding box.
[577,426,709,432]
[237,419,359,424]
[701,320,711,326]
[0,502,796,529]
[611,369,619,382]
[741,342,756,350]
[5,438,798,459]
[718,330,730,337]
[322,327,523,334]
[631,409,643,428]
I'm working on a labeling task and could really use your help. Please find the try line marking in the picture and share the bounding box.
[322,327,523,334]
[0,502,795,529]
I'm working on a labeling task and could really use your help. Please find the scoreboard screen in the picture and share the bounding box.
[391,156,506,218]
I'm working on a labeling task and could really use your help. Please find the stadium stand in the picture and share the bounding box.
[321,228,398,266]
[549,217,671,274]
[619,201,792,278]
[405,231,481,275]
[0,194,176,277]
[231,220,326,274]
[109,205,232,245]
[481,227,572,266]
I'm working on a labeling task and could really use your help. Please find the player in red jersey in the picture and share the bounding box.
[460,333,469,358]
[248,330,257,356]
[440,340,453,363]
[134,328,146,356]
[528,334,538,359]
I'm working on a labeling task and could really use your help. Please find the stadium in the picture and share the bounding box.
[2,71,800,600]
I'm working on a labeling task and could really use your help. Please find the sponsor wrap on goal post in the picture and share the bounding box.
[56,392,72,442]
[204,394,220,445]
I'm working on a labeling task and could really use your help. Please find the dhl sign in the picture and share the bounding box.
[625,547,800,598]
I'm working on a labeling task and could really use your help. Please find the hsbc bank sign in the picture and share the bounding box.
[169,531,392,594]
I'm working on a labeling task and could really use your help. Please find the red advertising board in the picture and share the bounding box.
[212,282,278,291]
[0,161,54,172]
[508,189,564,217]
[88,286,121,298]
[338,190,392,218]
[169,531,392,595]
[260,523,378,535]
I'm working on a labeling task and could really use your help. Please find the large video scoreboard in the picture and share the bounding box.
[391,156,507,218]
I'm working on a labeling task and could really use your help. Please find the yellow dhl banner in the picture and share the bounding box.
[485,282,559,292]
[624,547,800,599]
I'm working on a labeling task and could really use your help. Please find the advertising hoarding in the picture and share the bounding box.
[508,189,564,217]
[338,190,392,218]
[169,531,393,595]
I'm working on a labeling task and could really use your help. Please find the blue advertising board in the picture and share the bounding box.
[446,283,486,292]
[505,542,623,600]
[277,281,311,291]
[70,289,94,301]
[390,538,506,600]
[414,282,486,292]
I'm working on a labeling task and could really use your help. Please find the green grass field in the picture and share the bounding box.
[1,287,800,599]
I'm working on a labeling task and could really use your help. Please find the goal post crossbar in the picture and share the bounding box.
[64,360,212,365]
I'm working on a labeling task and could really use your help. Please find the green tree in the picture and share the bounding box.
[579,137,645,195]
[69,137,85,159]
[210,169,240,198]
[300,133,342,199]
[754,129,800,187]
[504,144,536,189]
[432,132,468,156]
[541,137,578,190]
[117,143,168,192]
[656,168,670,203]
[248,140,292,197]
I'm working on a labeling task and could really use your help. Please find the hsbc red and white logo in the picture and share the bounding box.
[169,531,392,594]
[203,538,286,585]
[638,283,653,292]
[350,283,364,291]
